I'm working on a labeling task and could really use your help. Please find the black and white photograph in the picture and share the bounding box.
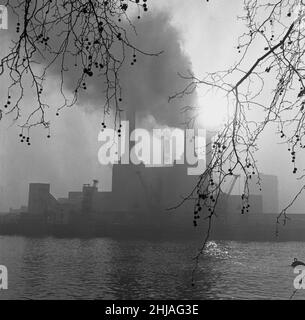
[1,0,305,304]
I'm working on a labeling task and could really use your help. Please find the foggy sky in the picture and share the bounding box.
[0,6,195,211]
[1,0,305,214]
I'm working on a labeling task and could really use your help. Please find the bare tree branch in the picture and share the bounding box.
[0,0,160,142]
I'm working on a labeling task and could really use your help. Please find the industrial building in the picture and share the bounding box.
[1,111,305,240]
[247,174,279,213]
[0,166,303,240]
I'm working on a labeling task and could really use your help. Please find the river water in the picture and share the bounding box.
[0,236,304,300]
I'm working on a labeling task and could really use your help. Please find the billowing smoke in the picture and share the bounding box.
[0,10,195,212]
[58,12,195,127]
[118,13,195,127]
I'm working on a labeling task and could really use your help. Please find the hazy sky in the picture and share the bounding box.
[0,0,305,213]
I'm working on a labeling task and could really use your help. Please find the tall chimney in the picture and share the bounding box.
[127,109,136,151]
[206,131,215,166]
[119,109,136,164]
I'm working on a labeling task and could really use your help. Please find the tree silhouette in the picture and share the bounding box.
[0,0,159,142]
[3,0,305,293]
[3,1,305,247]
[169,0,305,254]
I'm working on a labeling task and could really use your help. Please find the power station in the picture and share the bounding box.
[0,113,298,240]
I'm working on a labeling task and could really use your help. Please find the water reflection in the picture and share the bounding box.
[0,237,304,300]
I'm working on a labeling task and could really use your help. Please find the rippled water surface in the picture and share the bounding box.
[0,236,304,300]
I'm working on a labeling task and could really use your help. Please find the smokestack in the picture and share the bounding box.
[127,109,136,151]
[206,131,215,166]
[119,109,136,165]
